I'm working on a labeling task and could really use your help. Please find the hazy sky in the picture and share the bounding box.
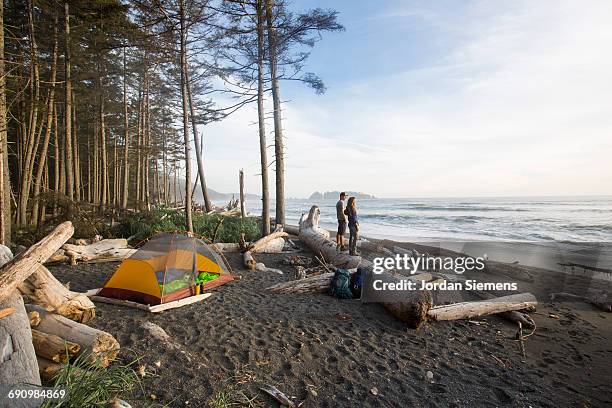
[199,0,612,198]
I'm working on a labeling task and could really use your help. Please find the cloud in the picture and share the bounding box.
[196,0,612,198]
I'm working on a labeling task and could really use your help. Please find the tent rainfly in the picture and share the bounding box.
[97,233,232,306]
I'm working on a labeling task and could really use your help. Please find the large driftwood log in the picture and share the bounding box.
[427,293,537,321]
[62,239,136,264]
[378,273,433,329]
[27,304,119,367]
[0,221,74,302]
[0,292,41,389]
[212,243,241,252]
[18,264,96,323]
[31,329,80,363]
[247,231,288,253]
[470,289,535,328]
[298,206,363,269]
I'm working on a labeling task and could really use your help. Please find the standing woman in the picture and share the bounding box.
[345,197,360,255]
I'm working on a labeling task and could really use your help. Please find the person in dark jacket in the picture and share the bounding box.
[344,196,360,255]
[336,192,347,251]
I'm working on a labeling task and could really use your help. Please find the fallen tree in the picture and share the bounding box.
[0,221,74,302]
[0,292,41,388]
[31,329,80,363]
[247,231,288,253]
[18,264,96,323]
[298,206,363,269]
[62,239,136,265]
[27,304,119,367]
[427,293,537,321]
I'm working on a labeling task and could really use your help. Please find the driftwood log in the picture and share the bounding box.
[247,231,288,253]
[377,273,433,329]
[243,251,256,270]
[298,206,363,269]
[0,221,74,302]
[62,239,136,265]
[212,243,241,252]
[27,304,119,367]
[428,293,537,321]
[31,329,80,363]
[18,264,96,323]
[471,289,535,328]
[0,292,41,389]
[36,357,84,382]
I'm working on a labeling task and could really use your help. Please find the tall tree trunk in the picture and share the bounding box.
[64,2,74,201]
[99,96,107,209]
[121,48,130,209]
[53,105,60,215]
[72,96,81,201]
[0,0,10,244]
[18,0,42,226]
[257,0,270,236]
[185,66,212,212]
[265,0,285,225]
[32,11,59,226]
[179,0,193,232]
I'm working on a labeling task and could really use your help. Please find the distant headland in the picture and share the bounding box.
[309,191,377,200]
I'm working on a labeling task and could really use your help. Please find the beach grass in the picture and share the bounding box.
[41,355,143,408]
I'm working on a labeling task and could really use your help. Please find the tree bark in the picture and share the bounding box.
[179,0,193,232]
[121,48,130,209]
[239,169,246,217]
[31,11,59,226]
[0,293,40,390]
[17,264,96,323]
[64,2,74,201]
[0,221,74,303]
[256,0,270,236]
[265,0,285,225]
[27,304,119,367]
[0,0,10,244]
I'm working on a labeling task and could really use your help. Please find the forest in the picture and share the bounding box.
[0,0,343,245]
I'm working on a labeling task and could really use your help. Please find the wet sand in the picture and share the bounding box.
[48,238,612,407]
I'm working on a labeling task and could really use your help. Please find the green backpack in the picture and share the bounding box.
[329,268,354,299]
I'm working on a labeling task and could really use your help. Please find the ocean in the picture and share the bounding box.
[242,196,612,243]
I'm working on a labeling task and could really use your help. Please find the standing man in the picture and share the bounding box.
[336,192,347,251]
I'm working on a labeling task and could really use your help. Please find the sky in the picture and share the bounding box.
[198,0,612,199]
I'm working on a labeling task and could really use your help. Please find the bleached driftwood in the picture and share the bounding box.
[427,293,537,321]
[470,289,535,328]
[247,231,288,253]
[18,264,96,323]
[212,243,241,252]
[31,329,80,363]
[62,239,136,265]
[0,292,41,388]
[0,221,74,302]
[255,263,283,274]
[298,206,363,269]
[379,273,433,329]
[243,251,256,270]
[27,304,119,367]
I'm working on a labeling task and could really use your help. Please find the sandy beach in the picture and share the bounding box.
[48,238,612,407]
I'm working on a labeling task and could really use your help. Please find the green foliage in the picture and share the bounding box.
[114,207,261,244]
[41,355,143,408]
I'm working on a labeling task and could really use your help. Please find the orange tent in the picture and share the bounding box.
[98,233,232,305]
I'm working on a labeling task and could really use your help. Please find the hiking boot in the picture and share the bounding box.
[340,245,347,251]
[336,244,341,251]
